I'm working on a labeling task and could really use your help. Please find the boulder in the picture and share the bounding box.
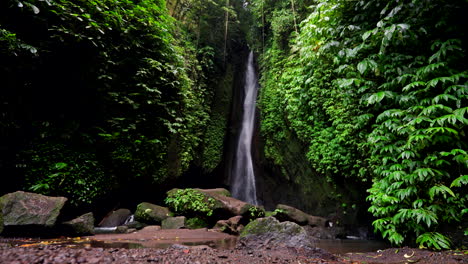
[214,216,244,235]
[116,225,128,233]
[238,216,314,249]
[304,225,344,239]
[276,204,328,227]
[195,189,262,218]
[141,225,161,232]
[166,188,264,221]
[162,216,186,229]
[98,208,132,227]
[125,220,146,230]
[134,202,170,224]
[0,191,67,227]
[62,212,95,236]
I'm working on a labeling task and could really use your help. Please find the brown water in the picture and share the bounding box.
[2,237,388,253]
[315,239,390,255]
[86,237,238,249]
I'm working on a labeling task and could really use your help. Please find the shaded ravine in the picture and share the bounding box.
[230,51,259,205]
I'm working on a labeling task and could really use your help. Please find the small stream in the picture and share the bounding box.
[1,237,388,254]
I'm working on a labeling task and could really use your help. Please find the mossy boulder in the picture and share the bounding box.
[62,212,95,235]
[0,191,67,227]
[195,188,231,197]
[162,216,186,229]
[166,188,225,216]
[276,204,329,227]
[239,216,313,249]
[135,202,171,224]
[166,188,264,222]
[214,216,244,235]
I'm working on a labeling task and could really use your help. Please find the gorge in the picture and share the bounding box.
[0,0,466,250]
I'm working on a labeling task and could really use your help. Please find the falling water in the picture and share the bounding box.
[230,51,259,205]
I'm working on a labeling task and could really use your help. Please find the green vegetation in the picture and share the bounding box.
[247,205,265,219]
[165,188,216,217]
[24,143,109,207]
[186,217,209,229]
[250,0,467,249]
[0,0,247,206]
[1,0,466,250]
[265,208,286,217]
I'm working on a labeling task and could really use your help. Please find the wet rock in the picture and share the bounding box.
[214,216,244,235]
[162,216,186,229]
[303,225,344,239]
[125,220,146,230]
[116,226,128,233]
[0,191,67,232]
[127,228,137,233]
[238,216,313,249]
[134,202,171,224]
[275,204,328,227]
[167,188,263,220]
[62,212,95,235]
[140,225,161,232]
[98,209,132,227]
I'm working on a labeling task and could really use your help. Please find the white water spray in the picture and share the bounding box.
[230,51,259,205]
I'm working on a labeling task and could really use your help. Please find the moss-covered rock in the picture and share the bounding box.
[196,188,231,197]
[166,188,264,223]
[0,191,67,227]
[214,216,244,235]
[62,212,95,235]
[135,202,171,224]
[161,216,186,229]
[275,204,328,227]
[239,216,313,249]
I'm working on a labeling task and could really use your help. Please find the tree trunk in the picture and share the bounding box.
[291,0,298,33]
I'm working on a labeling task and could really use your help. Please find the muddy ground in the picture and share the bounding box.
[0,228,467,263]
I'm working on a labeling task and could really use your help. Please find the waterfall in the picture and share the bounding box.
[230,51,259,205]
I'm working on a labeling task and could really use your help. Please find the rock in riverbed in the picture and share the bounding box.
[238,216,314,249]
[0,191,67,235]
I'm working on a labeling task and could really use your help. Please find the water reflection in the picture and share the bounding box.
[315,239,389,255]
[85,237,238,250]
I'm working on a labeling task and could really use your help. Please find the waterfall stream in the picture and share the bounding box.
[230,51,259,205]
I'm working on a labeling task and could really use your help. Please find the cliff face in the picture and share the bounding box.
[256,130,368,227]
[218,50,366,226]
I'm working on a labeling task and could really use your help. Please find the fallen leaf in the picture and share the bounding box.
[404,251,415,258]
[19,243,38,247]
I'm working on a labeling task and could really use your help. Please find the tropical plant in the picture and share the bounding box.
[165,189,216,217]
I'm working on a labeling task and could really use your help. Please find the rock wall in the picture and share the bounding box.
[256,130,368,227]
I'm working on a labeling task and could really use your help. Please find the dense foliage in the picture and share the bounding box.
[250,0,467,249]
[0,0,246,206]
[165,188,216,217]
